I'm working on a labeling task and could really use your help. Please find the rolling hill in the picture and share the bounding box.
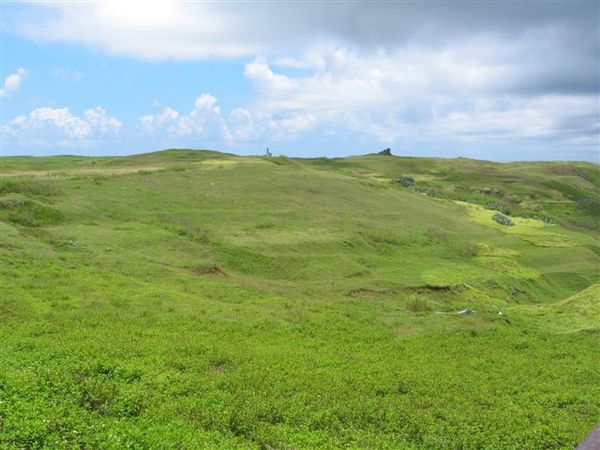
[1,149,598,449]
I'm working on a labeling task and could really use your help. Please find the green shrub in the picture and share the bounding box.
[0,178,59,197]
[0,198,64,227]
[405,297,433,312]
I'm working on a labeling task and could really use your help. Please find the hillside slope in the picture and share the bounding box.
[1,150,599,449]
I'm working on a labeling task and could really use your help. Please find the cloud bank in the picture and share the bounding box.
[3,107,121,148]
[2,1,598,159]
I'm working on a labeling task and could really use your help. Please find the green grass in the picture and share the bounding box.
[1,150,599,449]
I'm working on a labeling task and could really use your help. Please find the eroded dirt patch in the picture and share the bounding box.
[191,264,229,277]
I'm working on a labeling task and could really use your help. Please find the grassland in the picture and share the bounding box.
[0,149,598,449]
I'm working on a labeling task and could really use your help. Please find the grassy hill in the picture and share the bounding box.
[1,149,598,449]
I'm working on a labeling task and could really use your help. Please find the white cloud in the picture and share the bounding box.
[3,106,121,147]
[84,107,123,135]
[238,47,599,145]
[135,91,320,144]
[138,107,180,135]
[430,95,600,141]
[194,93,218,110]
[228,108,257,142]
[13,2,258,60]
[245,59,297,92]
[137,94,226,141]
[129,44,598,150]
[270,113,317,139]
[5,41,596,155]
[1,68,27,97]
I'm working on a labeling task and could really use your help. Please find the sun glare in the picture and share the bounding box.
[98,0,177,27]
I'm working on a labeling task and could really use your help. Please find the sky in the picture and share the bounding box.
[1,1,599,161]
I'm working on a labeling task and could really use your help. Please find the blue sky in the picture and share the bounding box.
[1,1,599,161]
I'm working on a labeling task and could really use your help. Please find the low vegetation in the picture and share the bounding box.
[1,149,598,449]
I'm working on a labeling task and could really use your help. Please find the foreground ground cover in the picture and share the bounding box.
[1,150,598,449]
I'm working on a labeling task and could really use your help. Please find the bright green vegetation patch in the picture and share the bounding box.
[1,150,599,449]
[461,201,581,248]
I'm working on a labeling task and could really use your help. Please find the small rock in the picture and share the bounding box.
[492,212,514,226]
[395,176,414,187]
[481,187,500,195]
[487,202,504,211]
